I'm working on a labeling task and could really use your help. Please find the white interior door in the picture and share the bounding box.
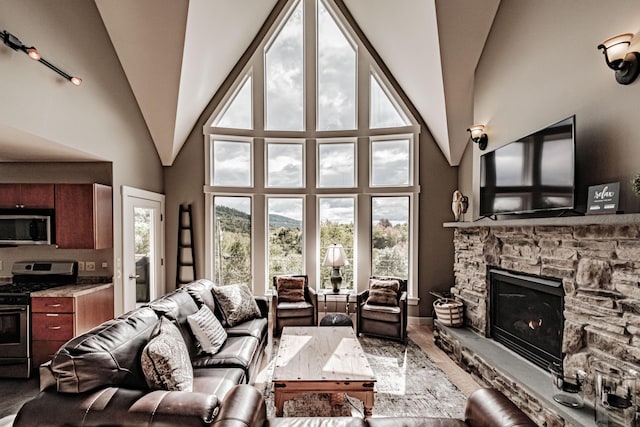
[122,186,165,312]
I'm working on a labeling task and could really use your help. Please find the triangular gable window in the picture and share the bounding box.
[370,73,410,129]
[213,74,252,130]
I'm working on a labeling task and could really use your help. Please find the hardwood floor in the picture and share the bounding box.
[407,324,480,397]
[0,324,479,422]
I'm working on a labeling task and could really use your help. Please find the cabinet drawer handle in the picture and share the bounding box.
[48,326,62,330]
[46,304,62,308]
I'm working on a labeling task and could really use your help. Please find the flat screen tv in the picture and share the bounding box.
[480,116,575,217]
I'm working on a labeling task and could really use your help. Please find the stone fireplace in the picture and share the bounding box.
[435,215,640,426]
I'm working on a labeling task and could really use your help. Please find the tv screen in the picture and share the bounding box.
[480,116,575,216]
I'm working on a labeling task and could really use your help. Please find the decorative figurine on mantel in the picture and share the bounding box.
[451,190,469,221]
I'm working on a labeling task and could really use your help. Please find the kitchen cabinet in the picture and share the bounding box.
[55,183,113,249]
[31,283,114,368]
[0,184,55,209]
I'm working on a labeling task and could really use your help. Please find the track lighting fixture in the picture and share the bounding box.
[0,29,82,86]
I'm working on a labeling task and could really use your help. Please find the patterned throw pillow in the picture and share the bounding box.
[141,317,193,391]
[367,279,400,307]
[212,284,261,327]
[187,305,227,355]
[276,276,306,302]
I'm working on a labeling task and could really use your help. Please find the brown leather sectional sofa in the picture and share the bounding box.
[14,278,535,427]
[14,279,269,427]
[212,384,537,427]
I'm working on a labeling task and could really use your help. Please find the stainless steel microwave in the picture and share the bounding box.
[0,209,54,245]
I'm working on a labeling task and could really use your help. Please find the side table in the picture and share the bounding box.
[318,288,352,317]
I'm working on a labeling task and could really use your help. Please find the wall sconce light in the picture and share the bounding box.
[0,30,82,86]
[467,124,488,150]
[597,33,640,85]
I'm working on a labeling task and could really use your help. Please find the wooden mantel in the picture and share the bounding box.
[444,213,640,228]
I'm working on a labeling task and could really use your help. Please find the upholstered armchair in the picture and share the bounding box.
[272,275,318,337]
[356,276,408,343]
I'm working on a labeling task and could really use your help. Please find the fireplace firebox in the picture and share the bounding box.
[489,269,564,370]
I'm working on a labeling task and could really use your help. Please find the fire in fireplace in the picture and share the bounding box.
[489,269,564,370]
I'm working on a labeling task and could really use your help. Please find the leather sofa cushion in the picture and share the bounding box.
[184,278,218,314]
[193,367,245,398]
[148,289,200,357]
[225,317,268,341]
[192,335,259,374]
[51,307,160,393]
[276,301,314,318]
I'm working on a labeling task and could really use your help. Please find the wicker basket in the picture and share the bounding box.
[433,298,464,327]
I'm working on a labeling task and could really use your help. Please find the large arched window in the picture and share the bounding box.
[204,0,420,299]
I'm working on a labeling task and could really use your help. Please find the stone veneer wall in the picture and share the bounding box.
[437,223,640,426]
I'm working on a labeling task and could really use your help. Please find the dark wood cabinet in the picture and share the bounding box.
[0,184,54,209]
[55,184,113,249]
[31,284,114,368]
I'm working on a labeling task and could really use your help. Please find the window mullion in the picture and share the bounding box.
[305,0,316,132]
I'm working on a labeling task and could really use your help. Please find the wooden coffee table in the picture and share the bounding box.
[273,326,375,417]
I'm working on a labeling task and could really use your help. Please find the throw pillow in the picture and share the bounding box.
[212,284,261,327]
[187,305,227,355]
[367,278,400,307]
[276,276,306,302]
[141,317,193,391]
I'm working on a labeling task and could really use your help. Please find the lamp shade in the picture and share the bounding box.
[601,33,633,63]
[468,124,486,140]
[322,244,349,267]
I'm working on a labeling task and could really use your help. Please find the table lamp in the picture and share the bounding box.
[323,243,349,292]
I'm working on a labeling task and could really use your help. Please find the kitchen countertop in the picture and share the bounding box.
[31,282,113,298]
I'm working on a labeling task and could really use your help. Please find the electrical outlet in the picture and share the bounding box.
[78,261,85,271]
[86,261,96,272]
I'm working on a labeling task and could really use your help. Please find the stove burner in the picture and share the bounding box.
[0,281,69,295]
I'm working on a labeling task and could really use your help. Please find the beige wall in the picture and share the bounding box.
[0,1,164,315]
[460,0,640,216]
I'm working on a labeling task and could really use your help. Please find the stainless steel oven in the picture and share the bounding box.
[0,299,30,378]
[0,260,78,378]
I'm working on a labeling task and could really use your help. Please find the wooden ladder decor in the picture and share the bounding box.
[176,204,196,286]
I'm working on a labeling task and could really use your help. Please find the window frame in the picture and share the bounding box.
[203,0,421,303]
[316,138,357,189]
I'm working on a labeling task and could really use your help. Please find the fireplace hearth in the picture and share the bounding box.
[489,268,564,370]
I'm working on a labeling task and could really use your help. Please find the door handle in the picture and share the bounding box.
[128,274,140,280]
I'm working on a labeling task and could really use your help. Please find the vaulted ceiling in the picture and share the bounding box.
[94,0,499,167]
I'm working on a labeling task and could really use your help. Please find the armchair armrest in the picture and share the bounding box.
[14,387,219,427]
[399,291,407,304]
[212,384,267,426]
[307,287,318,324]
[357,289,370,305]
[254,295,269,318]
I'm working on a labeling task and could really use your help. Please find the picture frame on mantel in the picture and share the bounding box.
[586,182,621,215]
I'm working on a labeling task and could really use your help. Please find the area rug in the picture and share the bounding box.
[260,335,467,418]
